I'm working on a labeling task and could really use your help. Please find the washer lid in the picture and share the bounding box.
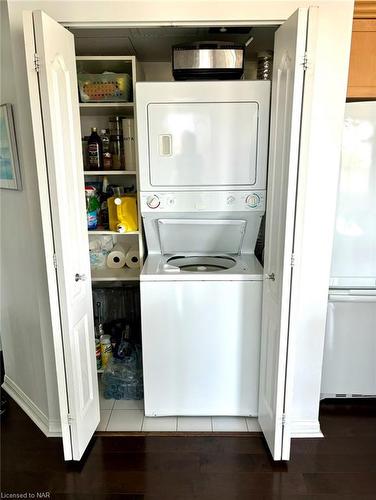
[157,218,246,255]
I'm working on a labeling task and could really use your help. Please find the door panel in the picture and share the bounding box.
[258,8,309,460]
[147,102,258,186]
[30,10,99,460]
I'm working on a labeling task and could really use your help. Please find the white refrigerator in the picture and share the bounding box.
[321,101,376,397]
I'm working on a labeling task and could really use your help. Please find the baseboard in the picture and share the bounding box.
[2,375,62,437]
[47,418,63,436]
[290,419,323,438]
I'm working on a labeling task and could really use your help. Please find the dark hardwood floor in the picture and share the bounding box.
[1,398,376,499]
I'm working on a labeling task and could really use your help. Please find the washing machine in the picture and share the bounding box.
[136,81,270,416]
[140,190,265,416]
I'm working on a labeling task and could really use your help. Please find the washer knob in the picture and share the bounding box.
[245,193,260,208]
[146,195,160,209]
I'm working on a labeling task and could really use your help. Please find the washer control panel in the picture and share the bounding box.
[141,191,266,212]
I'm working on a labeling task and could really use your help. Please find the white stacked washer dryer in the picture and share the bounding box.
[136,81,270,416]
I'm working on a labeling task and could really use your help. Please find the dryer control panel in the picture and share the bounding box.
[141,191,266,213]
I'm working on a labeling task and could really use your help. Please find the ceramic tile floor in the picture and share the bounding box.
[97,396,261,432]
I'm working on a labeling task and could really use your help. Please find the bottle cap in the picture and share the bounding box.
[91,127,97,132]
[85,185,96,195]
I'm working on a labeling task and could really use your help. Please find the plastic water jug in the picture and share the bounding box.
[108,195,138,233]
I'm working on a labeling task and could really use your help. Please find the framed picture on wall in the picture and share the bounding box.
[0,103,22,190]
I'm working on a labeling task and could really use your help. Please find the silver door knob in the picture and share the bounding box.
[75,273,87,282]
[265,272,275,281]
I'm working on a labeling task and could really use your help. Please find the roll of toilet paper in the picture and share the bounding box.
[125,247,140,269]
[107,243,127,269]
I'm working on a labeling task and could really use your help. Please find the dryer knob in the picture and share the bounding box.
[146,195,160,209]
[245,193,260,208]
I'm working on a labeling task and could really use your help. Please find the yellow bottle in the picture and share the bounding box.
[108,195,138,233]
[100,335,112,368]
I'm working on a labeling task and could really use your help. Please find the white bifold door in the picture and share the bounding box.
[258,7,317,460]
[23,11,99,460]
[22,7,315,461]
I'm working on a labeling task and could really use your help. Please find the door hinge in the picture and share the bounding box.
[290,253,296,267]
[67,413,74,425]
[34,53,40,72]
[302,52,308,71]
[282,413,287,426]
[53,253,57,269]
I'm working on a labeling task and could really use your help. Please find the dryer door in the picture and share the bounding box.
[147,101,258,187]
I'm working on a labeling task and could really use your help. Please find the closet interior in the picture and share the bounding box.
[70,24,278,432]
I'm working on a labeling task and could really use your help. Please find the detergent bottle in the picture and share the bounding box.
[108,194,138,233]
[85,186,100,230]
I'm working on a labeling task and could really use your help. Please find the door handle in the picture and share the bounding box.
[75,273,87,282]
[159,134,172,156]
[265,273,275,281]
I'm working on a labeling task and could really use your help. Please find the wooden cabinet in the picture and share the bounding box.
[347,2,376,98]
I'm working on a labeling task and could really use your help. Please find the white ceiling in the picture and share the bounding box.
[70,26,277,61]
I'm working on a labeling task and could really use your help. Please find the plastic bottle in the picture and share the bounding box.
[96,339,102,370]
[96,322,105,339]
[85,186,100,230]
[88,127,103,170]
[100,335,112,368]
[98,176,109,229]
[108,194,138,233]
[100,129,112,170]
[257,51,273,80]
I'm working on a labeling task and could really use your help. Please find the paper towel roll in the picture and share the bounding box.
[107,243,127,269]
[125,247,140,269]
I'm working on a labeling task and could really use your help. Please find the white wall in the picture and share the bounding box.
[4,0,354,438]
[0,0,60,432]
